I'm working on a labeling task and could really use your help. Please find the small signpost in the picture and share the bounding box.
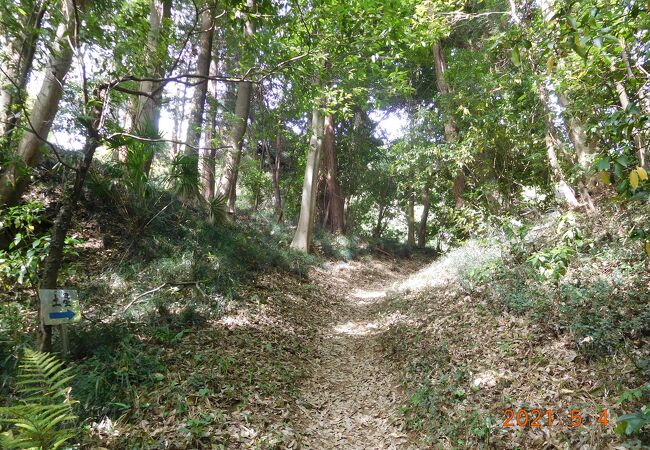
[39,289,81,356]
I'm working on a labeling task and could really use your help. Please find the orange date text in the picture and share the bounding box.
[502,409,609,427]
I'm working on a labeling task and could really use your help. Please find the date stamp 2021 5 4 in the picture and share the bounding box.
[502,409,609,428]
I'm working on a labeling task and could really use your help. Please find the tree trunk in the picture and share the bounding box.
[513,0,593,210]
[372,205,386,239]
[417,185,430,248]
[557,93,596,173]
[270,134,283,222]
[452,169,466,208]
[201,54,220,201]
[217,0,256,214]
[0,0,80,207]
[133,0,172,174]
[538,83,580,208]
[0,0,48,147]
[406,192,415,247]
[290,106,324,253]
[181,6,213,199]
[323,113,344,233]
[433,42,465,208]
[171,82,188,159]
[556,92,597,211]
[611,64,646,169]
[38,92,103,352]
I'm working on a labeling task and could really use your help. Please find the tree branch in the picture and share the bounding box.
[105,131,232,152]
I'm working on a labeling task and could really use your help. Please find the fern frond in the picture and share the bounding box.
[0,349,77,449]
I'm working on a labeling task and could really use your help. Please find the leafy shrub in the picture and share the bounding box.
[0,202,81,287]
[616,407,650,436]
[616,384,650,436]
[239,157,273,209]
[0,349,77,449]
[527,244,575,280]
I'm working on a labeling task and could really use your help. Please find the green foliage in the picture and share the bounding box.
[207,194,228,226]
[73,335,166,415]
[527,244,575,280]
[238,157,273,209]
[616,407,650,436]
[314,231,362,260]
[0,203,82,288]
[168,154,201,201]
[468,207,649,359]
[0,349,77,449]
[89,134,161,231]
[527,213,583,280]
[616,384,650,436]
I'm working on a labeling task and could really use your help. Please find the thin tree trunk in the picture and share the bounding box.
[171,82,188,159]
[38,92,103,352]
[0,0,80,207]
[201,54,219,201]
[417,185,430,248]
[556,92,597,211]
[557,93,596,173]
[218,0,256,214]
[290,106,324,252]
[538,83,580,208]
[133,0,172,174]
[254,147,264,211]
[372,205,385,239]
[452,170,466,208]
[270,134,283,222]
[0,0,48,147]
[433,42,465,208]
[406,192,415,247]
[611,62,646,168]
[513,0,594,210]
[182,6,213,195]
[323,113,344,233]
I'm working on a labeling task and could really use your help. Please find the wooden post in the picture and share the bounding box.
[59,324,69,357]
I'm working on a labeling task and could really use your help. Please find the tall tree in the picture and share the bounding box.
[132,0,172,174]
[406,191,415,247]
[182,5,214,193]
[0,0,81,207]
[432,42,465,210]
[290,106,324,252]
[201,50,220,201]
[38,93,104,351]
[218,0,256,214]
[417,181,430,248]
[0,0,48,147]
[323,113,344,233]
[538,83,580,208]
[270,133,283,222]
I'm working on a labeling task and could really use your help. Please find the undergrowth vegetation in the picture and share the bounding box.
[380,201,650,448]
[0,179,325,446]
[0,349,77,449]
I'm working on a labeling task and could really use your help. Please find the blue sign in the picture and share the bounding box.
[49,310,76,320]
[39,289,81,325]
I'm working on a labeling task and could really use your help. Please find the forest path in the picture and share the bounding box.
[293,257,423,449]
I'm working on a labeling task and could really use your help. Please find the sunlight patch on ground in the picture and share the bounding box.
[395,239,501,293]
[352,289,386,299]
[333,320,381,336]
[218,312,251,327]
[333,311,413,336]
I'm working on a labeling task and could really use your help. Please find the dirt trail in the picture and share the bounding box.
[294,258,422,449]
